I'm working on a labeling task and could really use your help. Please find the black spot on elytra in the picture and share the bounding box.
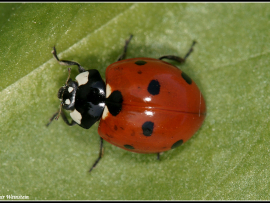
[124,145,134,149]
[142,121,154,136]
[171,140,183,149]
[114,125,118,131]
[148,80,160,95]
[135,60,147,65]
[105,90,123,116]
[181,72,192,85]
[138,70,142,74]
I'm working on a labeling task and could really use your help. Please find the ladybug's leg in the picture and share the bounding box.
[46,111,60,127]
[159,41,196,63]
[89,137,104,172]
[60,110,77,126]
[157,152,161,161]
[117,34,133,61]
[52,46,86,73]
[46,110,77,127]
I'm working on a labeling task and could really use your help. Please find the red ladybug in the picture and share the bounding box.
[47,35,206,172]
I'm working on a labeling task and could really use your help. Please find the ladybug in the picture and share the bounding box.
[47,35,206,172]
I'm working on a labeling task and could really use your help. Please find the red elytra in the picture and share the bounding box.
[98,57,206,153]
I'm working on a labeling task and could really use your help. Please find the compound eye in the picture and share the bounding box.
[58,86,65,99]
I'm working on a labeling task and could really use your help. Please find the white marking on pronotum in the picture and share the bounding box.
[102,106,109,120]
[65,99,71,105]
[102,84,112,120]
[68,87,74,93]
[76,71,89,86]
[70,109,82,124]
[106,83,112,98]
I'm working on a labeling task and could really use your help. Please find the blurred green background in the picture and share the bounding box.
[0,3,270,200]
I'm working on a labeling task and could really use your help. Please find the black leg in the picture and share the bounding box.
[159,40,197,63]
[117,34,133,61]
[60,110,77,126]
[46,109,77,127]
[52,46,86,73]
[157,152,161,161]
[46,111,59,127]
[89,137,104,172]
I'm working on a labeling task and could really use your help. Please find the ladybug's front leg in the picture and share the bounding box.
[117,34,133,61]
[46,110,77,127]
[59,110,77,126]
[159,41,196,63]
[52,46,86,73]
[89,137,104,172]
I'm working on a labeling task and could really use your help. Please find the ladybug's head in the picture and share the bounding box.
[57,78,77,111]
[49,68,78,123]
[57,68,78,112]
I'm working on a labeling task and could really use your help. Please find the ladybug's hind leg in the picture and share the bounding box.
[52,46,86,73]
[159,41,196,63]
[117,34,133,61]
[89,137,104,172]
[157,152,161,161]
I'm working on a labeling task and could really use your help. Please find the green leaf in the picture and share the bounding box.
[1,3,270,200]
